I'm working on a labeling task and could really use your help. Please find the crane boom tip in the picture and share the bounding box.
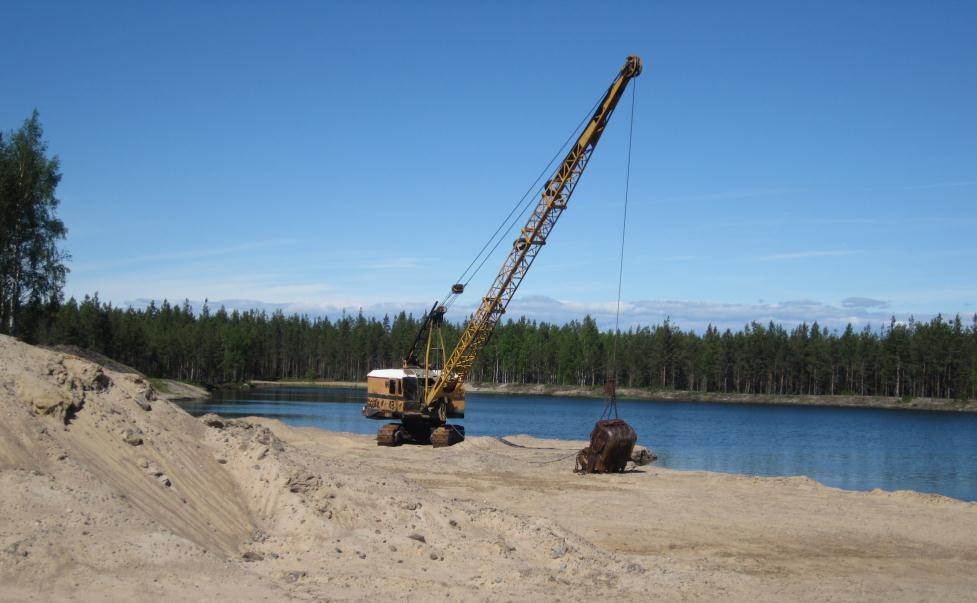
[623,55,643,78]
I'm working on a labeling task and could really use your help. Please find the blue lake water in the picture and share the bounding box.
[177,386,977,502]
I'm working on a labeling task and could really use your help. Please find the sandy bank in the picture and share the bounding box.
[2,334,976,601]
[148,379,210,402]
[44,343,209,402]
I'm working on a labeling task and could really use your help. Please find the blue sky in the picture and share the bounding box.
[3,1,975,331]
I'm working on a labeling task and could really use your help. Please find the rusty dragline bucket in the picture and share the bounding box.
[574,418,637,474]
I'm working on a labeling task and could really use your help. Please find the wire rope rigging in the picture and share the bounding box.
[363,56,644,465]
[574,74,641,474]
[601,76,637,422]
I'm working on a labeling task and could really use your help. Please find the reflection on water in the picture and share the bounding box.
[177,386,977,501]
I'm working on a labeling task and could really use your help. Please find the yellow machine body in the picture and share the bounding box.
[364,368,465,422]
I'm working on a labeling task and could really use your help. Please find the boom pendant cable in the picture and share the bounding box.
[601,78,637,421]
[440,79,618,311]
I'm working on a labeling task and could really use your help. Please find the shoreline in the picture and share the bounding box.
[149,378,212,402]
[247,379,977,413]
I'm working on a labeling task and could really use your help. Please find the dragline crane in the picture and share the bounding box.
[362,55,643,447]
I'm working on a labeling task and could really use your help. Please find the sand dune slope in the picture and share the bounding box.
[2,334,976,602]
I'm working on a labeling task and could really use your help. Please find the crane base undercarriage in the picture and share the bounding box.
[376,422,465,448]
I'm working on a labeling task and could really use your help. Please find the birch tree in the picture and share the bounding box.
[0,111,69,338]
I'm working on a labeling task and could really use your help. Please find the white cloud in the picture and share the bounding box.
[118,294,911,333]
[841,297,889,309]
[70,239,297,273]
[501,296,893,332]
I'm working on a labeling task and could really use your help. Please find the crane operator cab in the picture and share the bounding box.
[364,367,465,447]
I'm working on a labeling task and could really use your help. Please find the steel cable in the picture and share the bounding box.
[440,78,617,312]
[601,78,637,421]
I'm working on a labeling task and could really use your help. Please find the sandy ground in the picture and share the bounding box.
[150,379,209,402]
[2,334,976,601]
[42,345,209,402]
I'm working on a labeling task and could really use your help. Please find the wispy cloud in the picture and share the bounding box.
[888,180,977,191]
[646,188,795,206]
[696,217,880,231]
[502,296,898,332]
[751,250,863,261]
[841,297,889,309]
[627,254,696,264]
[881,287,977,306]
[71,239,297,273]
[358,257,428,270]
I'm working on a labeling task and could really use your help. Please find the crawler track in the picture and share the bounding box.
[431,425,465,448]
[377,423,465,447]
[376,423,403,446]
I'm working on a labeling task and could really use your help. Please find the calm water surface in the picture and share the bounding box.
[178,386,977,502]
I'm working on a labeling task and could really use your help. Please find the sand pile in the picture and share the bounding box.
[0,335,648,600]
[2,333,977,601]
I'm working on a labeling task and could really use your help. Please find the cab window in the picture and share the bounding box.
[402,376,418,401]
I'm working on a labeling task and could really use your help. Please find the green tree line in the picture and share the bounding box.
[4,113,976,401]
[32,295,977,401]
